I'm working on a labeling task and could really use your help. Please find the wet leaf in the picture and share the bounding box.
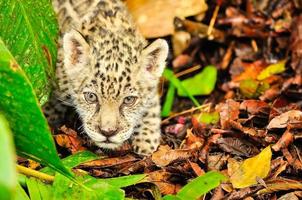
[177,65,217,97]
[0,0,58,103]
[257,60,286,81]
[229,146,272,188]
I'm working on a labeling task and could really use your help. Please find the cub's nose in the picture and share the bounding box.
[98,126,118,137]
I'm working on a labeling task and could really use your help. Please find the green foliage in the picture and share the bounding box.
[0,39,72,180]
[257,60,286,80]
[17,152,147,200]
[41,151,99,175]
[177,65,217,97]
[162,66,217,117]
[198,112,220,124]
[0,113,17,200]
[163,171,226,200]
[239,78,269,98]
[0,0,58,104]
[163,69,200,107]
[161,83,176,117]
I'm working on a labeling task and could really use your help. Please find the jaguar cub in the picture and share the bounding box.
[47,0,168,155]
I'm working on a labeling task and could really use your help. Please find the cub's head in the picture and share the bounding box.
[62,30,168,149]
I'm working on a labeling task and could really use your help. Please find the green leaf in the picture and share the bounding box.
[257,60,286,81]
[198,112,219,124]
[177,65,217,97]
[167,171,226,200]
[24,177,52,200]
[0,0,58,104]
[0,38,73,180]
[41,151,99,175]
[0,113,17,200]
[163,69,200,107]
[14,184,30,200]
[53,174,125,200]
[163,195,181,200]
[239,79,270,98]
[26,178,42,200]
[88,174,147,188]
[161,83,176,117]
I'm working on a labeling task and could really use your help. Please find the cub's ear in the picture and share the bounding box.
[63,30,90,75]
[142,39,169,78]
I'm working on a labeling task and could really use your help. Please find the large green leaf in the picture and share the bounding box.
[163,171,226,200]
[0,38,72,179]
[0,0,58,104]
[41,151,100,175]
[163,69,200,107]
[53,174,125,200]
[177,65,217,97]
[0,113,17,200]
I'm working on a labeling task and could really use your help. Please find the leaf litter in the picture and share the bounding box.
[18,0,302,199]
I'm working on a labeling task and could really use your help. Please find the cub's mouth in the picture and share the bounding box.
[94,141,122,149]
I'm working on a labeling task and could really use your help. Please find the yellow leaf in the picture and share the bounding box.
[229,146,272,188]
[257,60,286,80]
[126,0,208,38]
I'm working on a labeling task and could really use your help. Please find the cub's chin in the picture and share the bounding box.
[94,141,122,149]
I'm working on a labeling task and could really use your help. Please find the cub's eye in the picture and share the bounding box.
[84,92,98,103]
[123,96,137,106]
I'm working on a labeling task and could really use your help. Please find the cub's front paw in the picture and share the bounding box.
[132,136,160,156]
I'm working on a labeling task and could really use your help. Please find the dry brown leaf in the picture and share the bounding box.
[272,129,294,151]
[188,161,204,176]
[126,0,208,38]
[54,126,86,153]
[80,155,138,168]
[267,110,302,129]
[217,99,240,129]
[240,100,270,115]
[257,178,302,195]
[180,129,204,149]
[208,153,229,171]
[146,170,181,195]
[151,145,192,167]
[217,137,259,157]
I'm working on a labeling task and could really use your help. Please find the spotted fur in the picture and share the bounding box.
[45,0,168,155]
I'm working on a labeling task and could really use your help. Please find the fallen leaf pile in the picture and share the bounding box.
[28,0,302,199]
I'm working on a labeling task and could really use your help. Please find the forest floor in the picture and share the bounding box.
[23,1,302,199]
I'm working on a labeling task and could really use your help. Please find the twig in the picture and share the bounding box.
[17,164,54,182]
[161,103,211,124]
[175,65,201,78]
[207,5,220,38]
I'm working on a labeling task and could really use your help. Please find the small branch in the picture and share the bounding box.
[17,164,54,182]
[175,65,201,78]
